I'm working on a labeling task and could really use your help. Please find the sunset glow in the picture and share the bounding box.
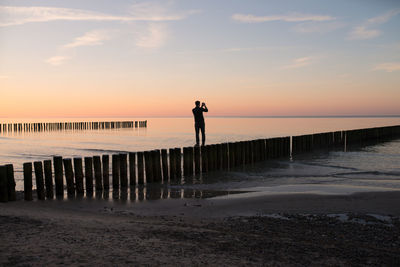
[1,1,399,117]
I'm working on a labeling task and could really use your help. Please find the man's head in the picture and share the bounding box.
[195,100,200,107]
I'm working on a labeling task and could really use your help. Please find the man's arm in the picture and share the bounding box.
[202,104,208,112]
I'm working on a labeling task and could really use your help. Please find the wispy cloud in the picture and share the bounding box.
[348,8,400,40]
[63,30,111,48]
[373,62,400,72]
[367,8,400,24]
[348,26,380,40]
[135,23,168,48]
[0,75,9,79]
[45,56,69,66]
[0,5,197,27]
[232,13,335,23]
[293,21,345,34]
[282,57,313,69]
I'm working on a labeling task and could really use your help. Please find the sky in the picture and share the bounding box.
[0,0,399,117]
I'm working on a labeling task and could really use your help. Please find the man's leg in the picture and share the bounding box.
[195,124,200,146]
[200,124,206,146]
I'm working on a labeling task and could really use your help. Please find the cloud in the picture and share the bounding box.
[282,57,313,69]
[0,5,196,27]
[63,30,111,48]
[232,13,335,23]
[0,75,9,79]
[348,26,380,40]
[367,8,400,24]
[45,56,69,66]
[135,23,168,48]
[374,62,400,72]
[293,21,345,34]
[348,8,400,41]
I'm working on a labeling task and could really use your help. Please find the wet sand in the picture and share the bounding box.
[1,191,400,266]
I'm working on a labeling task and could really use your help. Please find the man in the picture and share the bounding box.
[192,100,208,146]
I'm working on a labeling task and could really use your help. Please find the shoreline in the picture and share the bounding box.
[1,190,400,266]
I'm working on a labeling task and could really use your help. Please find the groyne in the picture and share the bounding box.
[0,125,399,202]
[0,120,147,133]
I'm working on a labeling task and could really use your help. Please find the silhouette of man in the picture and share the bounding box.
[192,101,208,146]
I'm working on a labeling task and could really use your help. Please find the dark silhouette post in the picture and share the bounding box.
[192,100,208,146]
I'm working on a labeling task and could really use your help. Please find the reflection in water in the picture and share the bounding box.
[51,184,248,202]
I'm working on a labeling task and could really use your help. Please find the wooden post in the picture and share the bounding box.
[0,166,7,202]
[5,164,16,201]
[93,156,103,191]
[119,154,128,188]
[175,148,182,180]
[201,145,208,173]
[23,162,33,201]
[34,161,46,200]
[183,147,190,177]
[137,152,144,185]
[161,149,169,181]
[169,148,176,180]
[73,158,84,195]
[222,143,229,169]
[63,159,75,197]
[228,143,235,169]
[153,150,162,183]
[144,151,153,183]
[43,160,54,199]
[85,157,94,193]
[194,146,200,174]
[129,152,136,186]
[112,154,120,189]
[207,145,215,171]
[102,155,109,189]
[53,156,64,197]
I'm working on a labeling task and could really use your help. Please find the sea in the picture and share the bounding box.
[1,117,400,197]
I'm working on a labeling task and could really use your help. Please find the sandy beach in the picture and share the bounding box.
[1,191,400,266]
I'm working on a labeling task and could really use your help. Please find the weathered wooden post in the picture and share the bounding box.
[5,164,16,201]
[119,154,128,188]
[144,151,153,183]
[228,143,235,169]
[63,159,75,197]
[0,166,8,202]
[34,161,46,200]
[53,156,64,197]
[183,147,191,177]
[23,162,33,201]
[43,160,54,199]
[137,152,144,185]
[102,155,109,189]
[208,145,215,171]
[175,148,182,180]
[93,156,103,191]
[194,146,201,174]
[112,154,120,190]
[129,152,136,186]
[201,146,208,173]
[85,157,94,194]
[153,150,162,183]
[73,158,84,195]
[188,147,194,175]
[169,148,176,180]
[161,149,169,181]
[222,143,229,169]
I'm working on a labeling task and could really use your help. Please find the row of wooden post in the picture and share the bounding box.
[0,120,147,133]
[292,125,400,155]
[0,125,399,202]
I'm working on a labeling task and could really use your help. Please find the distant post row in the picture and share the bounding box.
[0,125,399,202]
[0,120,147,133]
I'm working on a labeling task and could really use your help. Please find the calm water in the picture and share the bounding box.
[1,117,400,194]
